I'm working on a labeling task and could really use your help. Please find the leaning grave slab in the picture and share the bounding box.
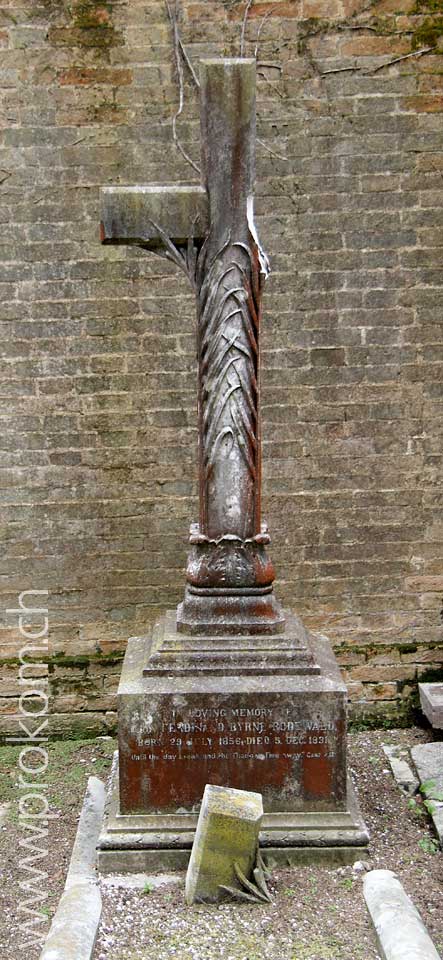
[185,784,263,904]
[97,58,368,872]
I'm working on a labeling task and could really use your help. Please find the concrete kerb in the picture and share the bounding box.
[363,869,442,960]
[39,776,105,960]
[411,743,443,848]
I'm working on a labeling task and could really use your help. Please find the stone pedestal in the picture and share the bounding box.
[97,610,368,872]
[419,682,443,730]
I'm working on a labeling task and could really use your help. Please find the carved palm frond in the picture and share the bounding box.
[198,239,260,482]
[219,848,273,904]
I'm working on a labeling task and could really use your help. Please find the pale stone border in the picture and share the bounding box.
[40,776,105,960]
[382,744,419,795]
[363,869,442,960]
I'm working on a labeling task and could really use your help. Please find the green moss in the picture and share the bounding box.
[0,738,116,810]
[371,15,397,35]
[97,648,125,661]
[49,654,90,669]
[418,665,443,683]
[412,0,443,49]
[0,650,125,670]
[349,698,415,731]
[48,651,123,669]
[412,15,443,48]
[292,1,443,56]
[334,641,421,657]
[413,0,443,12]
[49,675,92,693]
[49,0,123,53]
[71,0,111,30]
[297,18,335,53]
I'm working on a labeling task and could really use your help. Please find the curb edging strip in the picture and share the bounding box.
[39,776,105,960]
[363,869,442,960]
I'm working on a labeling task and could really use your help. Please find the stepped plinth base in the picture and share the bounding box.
[97,757,368,873]
[97,610,368,871]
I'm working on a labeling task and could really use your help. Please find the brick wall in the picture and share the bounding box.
[1,0,443,737]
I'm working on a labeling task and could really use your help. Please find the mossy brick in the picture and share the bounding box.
[49,711,117,740]
[347,665,416,682]
[185,785,263,904]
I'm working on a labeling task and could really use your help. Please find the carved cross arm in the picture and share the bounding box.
[100,185,209,249]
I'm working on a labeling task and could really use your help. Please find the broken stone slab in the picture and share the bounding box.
[382,744,419,795]
[411,743,443,792]
[364,869,442,960]
[185,783,263,904]
[419,683,443,730]
[40,776,105,960]
[411,743,443,846]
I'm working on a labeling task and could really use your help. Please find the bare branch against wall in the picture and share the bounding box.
[179,36,200,89]
[165,0,201,175]
[240,0,254,57]
[166,1,287,172]
[254,6,278,58]
[257,137,287,162]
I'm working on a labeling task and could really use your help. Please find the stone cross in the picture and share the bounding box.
[100,58,284,637]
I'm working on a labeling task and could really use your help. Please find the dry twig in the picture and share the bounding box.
[321,64,359,75]
[320,44,434,78]
[369,45,434,73]
[257,61,282,72]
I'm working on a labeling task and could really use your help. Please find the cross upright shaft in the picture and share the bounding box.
[100,58,284,636]
[198,59,260,542]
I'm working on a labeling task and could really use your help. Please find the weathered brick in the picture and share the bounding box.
[59,67,132,86]
[365,683,399,701]
[402,96,443,113]
[341,36,410,57]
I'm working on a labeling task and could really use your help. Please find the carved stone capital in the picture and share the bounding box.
[185,523,275,591]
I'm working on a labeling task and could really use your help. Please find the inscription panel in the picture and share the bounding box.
[119,693,347,814]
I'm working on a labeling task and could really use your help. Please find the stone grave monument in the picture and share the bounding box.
[97,58,368,872]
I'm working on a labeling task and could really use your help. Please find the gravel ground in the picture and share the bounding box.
[93,727,443,960]
[0,728,441,960]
